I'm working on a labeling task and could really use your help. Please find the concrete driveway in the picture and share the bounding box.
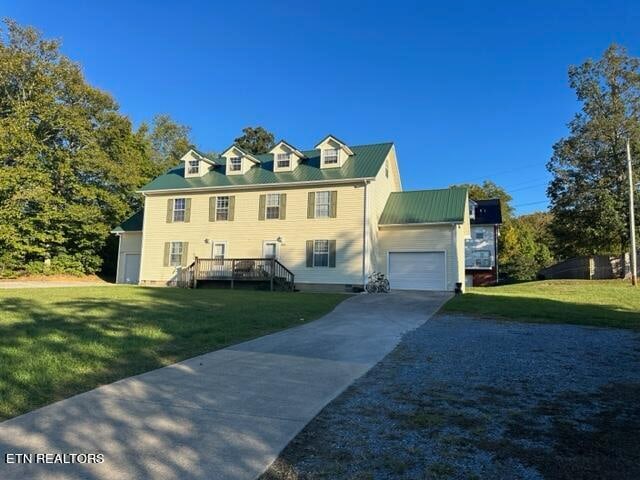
[0,290,450,480]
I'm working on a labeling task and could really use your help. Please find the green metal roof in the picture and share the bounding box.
[379,188,468,225]
[112,210,144,232]
[139,142,393,192]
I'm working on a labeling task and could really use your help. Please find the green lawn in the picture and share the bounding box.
[443,280,640,330]
[0,286,348,421]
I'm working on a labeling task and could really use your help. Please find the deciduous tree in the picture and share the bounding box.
[234,126,275,155]
[548,45,640,257]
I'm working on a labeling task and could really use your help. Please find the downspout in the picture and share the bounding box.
[362,180,370,287]
[495,224,500,284]
[114,233,122,284]
[138,193,148,286]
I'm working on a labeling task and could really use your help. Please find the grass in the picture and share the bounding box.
[0,286,348,421]
[442,279,640,329]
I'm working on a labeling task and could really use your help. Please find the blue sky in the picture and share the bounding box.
[4,0,639,213]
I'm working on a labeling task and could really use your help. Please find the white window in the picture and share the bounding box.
[473,250,491,268]
[229,157,242,172]
[173,198,186,222]
[315,191,330,218]
[313,240,329,267]
[323,148,338,165]
[169,242,183,267]
[216,196,229,221]
[266,194,280,219]
[276,153,291,168]
[469,202,476,220]
[213,242,226,260]
[187,160,199,175]
[475,230,484,240]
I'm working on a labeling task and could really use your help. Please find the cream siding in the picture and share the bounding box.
[369,146,403,273]
[115,232,142,283]
[139,183,366,286]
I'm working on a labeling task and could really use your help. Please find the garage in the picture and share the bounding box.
[388,251,446,291]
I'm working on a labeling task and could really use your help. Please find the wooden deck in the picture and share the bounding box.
[183,258,295,291]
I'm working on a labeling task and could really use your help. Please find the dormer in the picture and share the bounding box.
[181,149,217,178]
[269,140,305,173]
[314,134,354,169]
[220,145,260,176]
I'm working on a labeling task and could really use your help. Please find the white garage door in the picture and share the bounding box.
[388,252,446,291]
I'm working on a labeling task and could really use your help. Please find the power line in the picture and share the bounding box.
[513,200,548,208]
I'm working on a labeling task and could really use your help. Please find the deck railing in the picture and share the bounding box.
[189,257,295,291]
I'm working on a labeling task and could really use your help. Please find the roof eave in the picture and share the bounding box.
[138,176,375,195]
[379,221,464,228]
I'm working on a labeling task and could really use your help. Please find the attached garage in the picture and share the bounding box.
[377,188,470,293]
[388,251,446,291]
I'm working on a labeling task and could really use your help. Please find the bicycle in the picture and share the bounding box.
[365,271,390,293]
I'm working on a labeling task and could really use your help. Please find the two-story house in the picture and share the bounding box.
[112,135,470,292]
[464,198,502,286]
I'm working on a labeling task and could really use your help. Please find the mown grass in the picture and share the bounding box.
[0,286,348,420]
[443,279,640,329]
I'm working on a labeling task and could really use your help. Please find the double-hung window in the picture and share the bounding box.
[473,250,491,268]
[266,193,280,219]
[229,157,242,172]
[173,198,186,222]
[313,240,330,267]
[187,160,199,175]
[169,242,183,266]
[276,153,291,168]
[213,242,226,260]
[323,148,338,165]
[315,191,330,218]
[475,230,484,240]
[216,196,229,221]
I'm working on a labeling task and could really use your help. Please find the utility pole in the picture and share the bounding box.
[626,138,637,286]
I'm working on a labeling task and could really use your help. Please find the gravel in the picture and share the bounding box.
[260,314,640,480]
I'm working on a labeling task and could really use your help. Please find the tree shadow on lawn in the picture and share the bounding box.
[444,293,640,330]
[0,288,334,421]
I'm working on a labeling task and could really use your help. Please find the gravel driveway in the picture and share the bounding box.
[261,314,640,480]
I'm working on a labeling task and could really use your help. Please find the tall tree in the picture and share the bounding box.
[453,180,514,220]
[0,19,155,275]
[234,126,275,155]
[139,114,194,171]
[548,45,640,257]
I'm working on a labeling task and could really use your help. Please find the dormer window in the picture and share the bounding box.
[229,157,242,172]
[323,149,339,165]
[187,160,199,175]
[276,153,291,168]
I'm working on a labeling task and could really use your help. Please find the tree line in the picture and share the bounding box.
[0,19,273,277]
[1,19,637,281]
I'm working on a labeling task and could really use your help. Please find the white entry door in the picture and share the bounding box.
[263,241,278,259]
[123,254,140,284]
[388,251,446,291]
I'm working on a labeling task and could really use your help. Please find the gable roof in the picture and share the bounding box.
[111,210,144,233]
[140,142,393,193]
[314,134,354,155]
[379,187,468,225]
[471,198,502,225]
[270,140,305,158]
[220,145,261,164]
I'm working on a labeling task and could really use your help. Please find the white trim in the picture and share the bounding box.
[180,149,219,166]
[138,197,149,285]
[115,234,122,283]
[362,181,369,285]
[314,135,354,155]
[139,177,374,195]
[262,240,280,259]
[386,249,448,291]
[211,240,228,259]
[269,141,305,159]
